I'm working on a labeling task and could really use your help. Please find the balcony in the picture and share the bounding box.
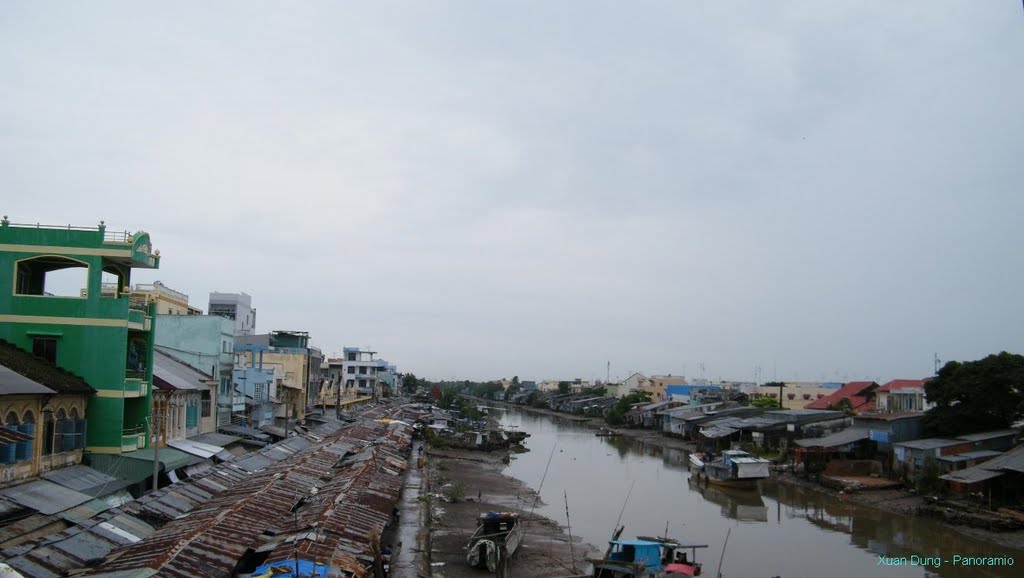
[123,378,146,397]
[121,427,145,452]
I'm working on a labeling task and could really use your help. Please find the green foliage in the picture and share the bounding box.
[751,396,781,409]
[828,398,855,416]
[442,482,466,502]
[606,408,625,425]
[558,381,571,395]
[401,373,430,394]
[505,383,522,397]
[923,352,1024,437]
[605,390,651,424]
[915,455,943,496]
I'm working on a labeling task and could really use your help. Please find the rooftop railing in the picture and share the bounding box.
[2,218,134,243]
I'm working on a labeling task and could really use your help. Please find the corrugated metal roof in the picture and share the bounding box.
[0,480,93,515]
[218,424,271,441]
[956,429,1020,442]
[895,438,963,450]
[796,428,871,448]
[975,444,1024,474]
[42,465,132,498]
[120,447,201,471]
[187,432,240,447]
[0,364,55,395]
[167,439,230,460]
[938,450,1003,463]
[152,351,209,391]
[79,415,411,578]
[700,425,738,439]
[940,467,1003,484]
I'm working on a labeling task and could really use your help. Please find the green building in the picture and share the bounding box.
[0,217,161,455]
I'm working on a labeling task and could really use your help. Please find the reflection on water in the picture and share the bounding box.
[497,408,1021,578]
[689,477,769,522]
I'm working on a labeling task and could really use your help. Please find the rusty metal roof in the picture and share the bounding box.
[80,415,411,578]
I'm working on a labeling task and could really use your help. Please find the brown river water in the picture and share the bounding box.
[496,408,1021,578]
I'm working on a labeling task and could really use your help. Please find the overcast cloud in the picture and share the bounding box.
[2,1,1022,383]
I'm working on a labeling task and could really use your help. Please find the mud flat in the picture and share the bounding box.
[424,447,594,578]
[773,471,1024,552]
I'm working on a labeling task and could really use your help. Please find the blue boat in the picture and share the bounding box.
[590,532,705,577]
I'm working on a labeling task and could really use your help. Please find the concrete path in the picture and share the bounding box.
[388,442,427,578]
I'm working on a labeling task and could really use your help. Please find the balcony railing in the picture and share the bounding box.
[121,427,145,452]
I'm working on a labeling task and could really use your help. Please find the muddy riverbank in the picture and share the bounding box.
[424,447,594,578]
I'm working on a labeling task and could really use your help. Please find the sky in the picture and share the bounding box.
[2,2,1022,384]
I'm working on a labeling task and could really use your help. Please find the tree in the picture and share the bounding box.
[828,398,855,416]
[558,381,571,395]
[401,373,422,394]
[751,396,781,409]
[923,352,1024,437]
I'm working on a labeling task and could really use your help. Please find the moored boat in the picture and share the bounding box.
[693,449,770,488]
[596,427,621,437]
[465,511,524,572]
[590,532,706,577]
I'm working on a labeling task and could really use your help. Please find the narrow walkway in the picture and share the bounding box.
[388,442,426,578]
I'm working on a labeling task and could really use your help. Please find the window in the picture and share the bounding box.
[802,394,811,400]
[32,337,58,363]
[787,393,795,400]
[15,256,89,297]
[347,366,355,374]
[201,390,212,417]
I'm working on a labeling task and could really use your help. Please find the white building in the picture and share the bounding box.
[338,347,389,397]
[208,292,256,336]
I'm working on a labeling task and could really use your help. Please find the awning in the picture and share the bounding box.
[0,479,93,515]
[92,448,204,485]
[41,465,132,498]
[188,432,241,447]
[0,427,33,444]
[700,425,738,439]
[168,439,232,461]
[121,447,201,471]
[259,424,288,438]
[218,424,271,441]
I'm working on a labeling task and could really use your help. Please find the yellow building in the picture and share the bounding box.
[237,349,308,424]
[0,340,94,484]
[130,281,202,316]
[639,374,686,402]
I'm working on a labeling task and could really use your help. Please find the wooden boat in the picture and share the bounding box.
[692,449,770,488]
[590,530,706,577]
[465,511,524,572]
[596,427,621,437]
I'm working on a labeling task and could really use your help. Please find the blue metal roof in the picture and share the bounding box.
[611,539,661,547]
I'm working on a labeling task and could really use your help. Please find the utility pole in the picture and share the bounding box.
[148,411,163,493]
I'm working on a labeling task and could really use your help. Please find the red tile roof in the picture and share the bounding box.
[876,379,928,392]
[805,381,878,411]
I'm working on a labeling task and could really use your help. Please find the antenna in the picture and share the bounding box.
[933,353,941,374]
[607,361,610,384]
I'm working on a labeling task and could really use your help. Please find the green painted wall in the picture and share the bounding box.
[0,221,160,452]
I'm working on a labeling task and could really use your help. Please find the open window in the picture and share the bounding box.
[100,265,125,298]
[15,256,89,297]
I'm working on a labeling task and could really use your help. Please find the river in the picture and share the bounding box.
[494,407,1020,578]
